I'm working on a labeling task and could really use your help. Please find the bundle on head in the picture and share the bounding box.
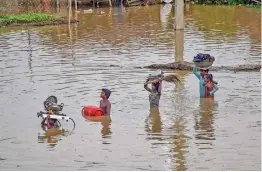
[163,74,181,84]
[43,96,63,113]
[147,70,164,81]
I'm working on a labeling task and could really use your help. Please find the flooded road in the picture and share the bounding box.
[0,4,261,170]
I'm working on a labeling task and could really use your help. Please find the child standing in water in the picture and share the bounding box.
[204,74,215,98]
[41,115,60,130]
[144,78,162,108]
[193,65,218,97]
[100,88,111,115]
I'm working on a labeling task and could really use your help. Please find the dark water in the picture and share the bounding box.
[0,4,261,170]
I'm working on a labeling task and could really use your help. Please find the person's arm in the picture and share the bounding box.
[158,80,162,93]
[210,84,218,95]
[144,80,152,92]
[205,85,208,97]
[99,100,102,108]
[55,121,60,128]
[193,65,201,80]
[106,103,111,115]
[41,124,47,131]
[41,117,47,125]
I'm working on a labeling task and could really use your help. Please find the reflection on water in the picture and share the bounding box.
[82,115,112,140]
[168,71,188,171]
[145,108,162,137]
[1,5,261,64]
[114,7,125,25]
[189,5,261,43]
[195,98,217,149]
[145,71,190,170]
[160,4,172,30]
[171,116,186,171]
[0,3,260,171]
[38,128,65,148]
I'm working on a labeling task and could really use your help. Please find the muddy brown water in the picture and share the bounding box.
[0,4,261,171]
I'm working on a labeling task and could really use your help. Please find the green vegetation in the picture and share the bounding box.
[190,0,261,8]
[0,6,8,10]
[0,13,56,26]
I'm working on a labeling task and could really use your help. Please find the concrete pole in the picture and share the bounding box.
[75,0,77,10]
[56,0,60,12]
[174,0,184,30]
[68,0,72,24]
[174,30,184,62]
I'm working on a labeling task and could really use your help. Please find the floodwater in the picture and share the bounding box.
[0,4,261,171]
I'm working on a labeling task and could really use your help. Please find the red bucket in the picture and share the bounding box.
[82,106,104,117]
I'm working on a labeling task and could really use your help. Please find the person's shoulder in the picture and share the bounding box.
[104,99,110,104]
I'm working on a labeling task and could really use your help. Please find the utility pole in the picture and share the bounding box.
[68,0,72,24]
[56,0,60,12]
[174,0,184,62]
[174,30,184,62]
[75,0,77,10]
[174,0,184,30]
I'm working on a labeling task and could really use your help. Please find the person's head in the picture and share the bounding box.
[200,68,209,76]
[204,74,213,82]
[100,88,111,99]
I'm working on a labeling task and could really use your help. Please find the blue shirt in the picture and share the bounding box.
[193,66,218,97]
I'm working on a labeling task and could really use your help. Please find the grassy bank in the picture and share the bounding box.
[0,13,79,27]
[0,13,55,26]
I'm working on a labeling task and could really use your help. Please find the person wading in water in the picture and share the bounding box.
[144,78,162,108]
[193,65,218,98]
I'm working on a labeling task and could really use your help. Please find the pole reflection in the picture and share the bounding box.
[194,97,218,149]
